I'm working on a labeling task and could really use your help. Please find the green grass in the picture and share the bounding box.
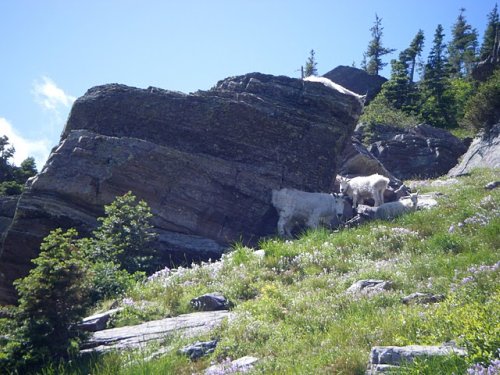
[20,168,500,373]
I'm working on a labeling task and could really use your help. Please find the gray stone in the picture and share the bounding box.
[367,344,467,374]
[179,339,218,360]
[346,279,393,296]
[402,292,445,305]
[0,73,362,304]
[485,181,500,190]
[0,196,18,239]
[205,355,260,374]
[190,292,230,311]
[369,124,467,180]
[78,308,123,332]
[448,124,500,177]
[81,310,231,353]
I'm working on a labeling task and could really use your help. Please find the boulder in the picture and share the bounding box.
[0,73,362,304]
[179,339,218,360]
[485,181,500,190]
[322,65,387,103]
[448,123,500,177]
[368,124,467,179]
[401,292,445,305]
[367,344,467,374]
[190,292,230,311]
[78,308,123,332]
[346,279,392,296]
[80,310,231,353]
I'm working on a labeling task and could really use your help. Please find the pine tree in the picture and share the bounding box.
[10,229,91,370]
[0,135,15,181]
[480,3,499,60]
[363,14,396,75]
[448,8,479,77]
[91,191,158,274]
[403,29,425,83]
[420,24,455,128]
[304,49,318,77]
[380,57,412,110]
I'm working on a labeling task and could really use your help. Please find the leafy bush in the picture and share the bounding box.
[359,94,420,128]
[462,68,500,132]
[0,180,23,196]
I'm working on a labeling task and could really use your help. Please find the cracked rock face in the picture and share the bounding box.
[0,73,362,304]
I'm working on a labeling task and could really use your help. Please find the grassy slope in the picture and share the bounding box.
[55,168,500,374]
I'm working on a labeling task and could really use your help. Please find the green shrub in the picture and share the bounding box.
[0,180,23,195]
[87,261,143,304]
[359,94,421,128]
[462,68,500,132]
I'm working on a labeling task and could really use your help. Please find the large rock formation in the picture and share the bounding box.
[0,73,362,304]
[448,123,500,176]
[0,196,18,237]
[322,65,387,103]
[366,124,467,180]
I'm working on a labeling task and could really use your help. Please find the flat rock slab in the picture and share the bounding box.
[81,310,231,353]
[367,345,467,374]
[205,356,260,374]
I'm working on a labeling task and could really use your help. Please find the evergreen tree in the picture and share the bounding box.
[0,136,38,196]
[8,229,91,370]
[363,14,396,75]
[0,135,15,182]
[480,3,499,59]
[91,191,158,274]
[304,49,318,77]
[380,57,412,110]
[403,29,425,83]
[383,30,425,113]
[448,8,479,77]
[420,24,455,128]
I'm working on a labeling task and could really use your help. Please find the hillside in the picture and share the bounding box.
[38,167,499,374]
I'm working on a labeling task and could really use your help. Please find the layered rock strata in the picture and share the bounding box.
[0,73,362,304]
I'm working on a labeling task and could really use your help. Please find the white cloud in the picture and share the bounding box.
[0,117,51,170]
[32,76,76,112]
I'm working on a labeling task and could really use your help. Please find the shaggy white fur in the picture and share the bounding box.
[374,193,419,220]
[272,188,345,238]
[339,174,390,208]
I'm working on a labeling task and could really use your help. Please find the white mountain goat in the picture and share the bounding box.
[272,188,345,238]
[374,192,419,220]
[339,174,390,208]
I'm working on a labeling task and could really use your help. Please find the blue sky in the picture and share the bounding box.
[0,0,497,169]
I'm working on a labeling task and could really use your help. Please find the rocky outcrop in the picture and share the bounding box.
[81,310,231,353]
[322,65,387,103]
[367,124,467,179]
[448,123,500,177]
[0,196,18,238]
[0,73,362,304]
